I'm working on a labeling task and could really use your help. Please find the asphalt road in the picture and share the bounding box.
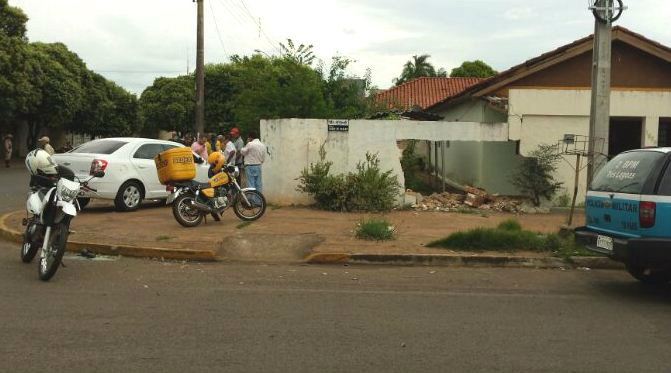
[1,163,671,373]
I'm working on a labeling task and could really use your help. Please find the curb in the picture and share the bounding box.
[306,252,622,270]
[0,212,217,262]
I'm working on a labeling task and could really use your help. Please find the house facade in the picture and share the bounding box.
[428,27,671,201]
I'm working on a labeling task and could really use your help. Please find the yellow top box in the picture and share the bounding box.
[154,147,196,185]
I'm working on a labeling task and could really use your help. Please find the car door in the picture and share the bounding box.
[130,143,166,199]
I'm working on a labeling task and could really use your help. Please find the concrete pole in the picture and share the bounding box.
[195,0,205,136]
[587,0,613,184]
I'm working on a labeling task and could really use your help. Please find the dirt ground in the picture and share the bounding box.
[7,200,585,257]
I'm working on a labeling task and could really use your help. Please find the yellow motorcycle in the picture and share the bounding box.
[166,153,266,228]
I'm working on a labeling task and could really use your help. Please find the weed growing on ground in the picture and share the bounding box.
[427,219,596,258]
[355,218,396,241]
[155,235,173,241]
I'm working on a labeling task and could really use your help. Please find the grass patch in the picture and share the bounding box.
[236,221,252,229]
[155,235,173,242]
[455,207,478,215]
[268,204,282,210]
[427,219,595,258]
[355,218,396,241]
[497,219,522,231]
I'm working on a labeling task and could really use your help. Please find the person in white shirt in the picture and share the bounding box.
[222,134,237,166]
[240,131,266,193]
[38,136,55,155]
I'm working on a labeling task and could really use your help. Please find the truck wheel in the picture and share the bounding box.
[626,264,671,285]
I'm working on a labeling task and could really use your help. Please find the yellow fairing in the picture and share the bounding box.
[202,188,215,198]
[209,172,229,187]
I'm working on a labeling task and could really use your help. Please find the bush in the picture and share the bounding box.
[497,219,522,231]
[511,144,563,206]
[355,218,396,241]
[400,140,432,194]
[297,149,401,212]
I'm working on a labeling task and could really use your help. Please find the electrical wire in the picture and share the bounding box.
[226,0,281,54]
[208,0,230,58]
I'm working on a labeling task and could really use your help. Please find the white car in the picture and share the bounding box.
[52,138,210,211]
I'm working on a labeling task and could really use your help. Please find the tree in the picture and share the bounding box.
[450,60,497,78]
[139,75,195,136]
[278,38,316,66]
[230,54,328,133]
[511,144,563,206]
[0,0,28,39]
[393,54,446,86]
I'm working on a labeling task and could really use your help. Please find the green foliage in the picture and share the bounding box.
[355,218,396,241]
[0,0,28,39]
[278,39,315,66]
[139,75,195,135]
[393,54,447,86]
[427,226,593,259]
[511,144,563,206]
[297,149,401,212]
[400,140,433,194]
[450,60,497,78]
[348,153,402,212]
[497,219,522,231]
[1,2,137,145]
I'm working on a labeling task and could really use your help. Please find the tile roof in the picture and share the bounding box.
[429,26,671,110]
[374,77,484,110]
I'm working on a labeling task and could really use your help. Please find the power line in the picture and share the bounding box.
[208,0,229,58]
[223,0,281,54]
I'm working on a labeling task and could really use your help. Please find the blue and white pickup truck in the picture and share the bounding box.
[575,148,671,284]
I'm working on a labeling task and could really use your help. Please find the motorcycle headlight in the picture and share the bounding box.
[57,179,80,202]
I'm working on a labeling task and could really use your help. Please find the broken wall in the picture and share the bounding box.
[260,118,508,205]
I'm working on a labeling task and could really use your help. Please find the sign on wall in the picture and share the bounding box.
[327,119,349,132]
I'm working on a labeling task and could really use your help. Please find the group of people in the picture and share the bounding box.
[3,134,53,168]
[173,127,267,193]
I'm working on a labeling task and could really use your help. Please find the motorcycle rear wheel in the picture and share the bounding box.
[172,194,203,228]
[38,221,69,281]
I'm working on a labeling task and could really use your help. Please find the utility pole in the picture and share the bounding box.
[195,0,205,136]
[587,0,625,183]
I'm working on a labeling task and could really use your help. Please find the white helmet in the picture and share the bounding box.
[25,148,58,176]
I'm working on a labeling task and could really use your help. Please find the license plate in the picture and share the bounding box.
[596,235,613,251]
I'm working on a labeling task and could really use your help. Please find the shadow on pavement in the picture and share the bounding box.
[595,279,671,304]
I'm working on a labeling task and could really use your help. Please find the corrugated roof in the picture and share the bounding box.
[374,77,484,110]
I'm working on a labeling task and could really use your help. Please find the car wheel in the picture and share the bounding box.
[114,181,143,212]
[626,264,671,285]
[77,197,91,210]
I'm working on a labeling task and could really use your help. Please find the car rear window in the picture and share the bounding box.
[591,151,666,194]
[71,140,128,155]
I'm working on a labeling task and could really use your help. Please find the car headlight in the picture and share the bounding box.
[57,179,80,202]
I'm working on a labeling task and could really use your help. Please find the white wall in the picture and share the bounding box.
[260,119,509,205]
[509,88,671,200]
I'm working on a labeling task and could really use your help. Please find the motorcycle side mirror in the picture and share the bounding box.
[93,171,105,178]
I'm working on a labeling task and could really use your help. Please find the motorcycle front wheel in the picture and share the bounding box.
[38,220,69,281]
[172,194,203,228]
[233,190,266,221]
[21,218,40,263]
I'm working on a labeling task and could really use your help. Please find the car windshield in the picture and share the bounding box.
[590,151,665,194]
[70,140,128,155]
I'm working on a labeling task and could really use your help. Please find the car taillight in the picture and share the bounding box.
[639,201,656,229]
[90,159,108,175]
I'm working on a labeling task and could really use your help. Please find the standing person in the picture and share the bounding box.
[230,127,245,183]
[204,134,213,155]
[3,134,13,168]
[221,134,237,166]
[191,134,209,161]
[240,131,266,193]
[215,135,224,152]
[38,136,55,155]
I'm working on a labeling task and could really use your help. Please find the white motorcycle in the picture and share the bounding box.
[21,169,104,281]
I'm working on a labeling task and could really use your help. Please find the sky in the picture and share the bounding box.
[10,0,671,95]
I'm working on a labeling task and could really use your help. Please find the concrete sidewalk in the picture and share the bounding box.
[0,201,616,269]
